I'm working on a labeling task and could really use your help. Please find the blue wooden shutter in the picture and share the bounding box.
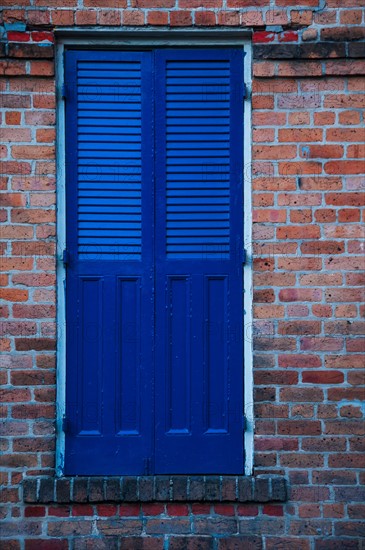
[64,51,154,474]
[65,48,244,475]
[154,50,244,473]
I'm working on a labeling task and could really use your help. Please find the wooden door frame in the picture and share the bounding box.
[55,31,253,476]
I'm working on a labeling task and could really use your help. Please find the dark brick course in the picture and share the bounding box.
[23,476,288,504]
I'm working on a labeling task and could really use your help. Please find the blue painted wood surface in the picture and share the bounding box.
[155,49,244,473]
[64,49,244,475]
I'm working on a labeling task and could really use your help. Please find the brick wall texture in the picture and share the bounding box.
[0,0,364,547]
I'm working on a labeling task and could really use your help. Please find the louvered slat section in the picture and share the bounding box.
[76,60,142,259]
[165,60,231,258]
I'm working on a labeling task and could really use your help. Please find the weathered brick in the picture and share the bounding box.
[145,517,190,534]
[0,2,364,545]
[188,477,204,501]
[238,478,253,501]
[171,477,188,501]
[38,478,55,503]
[119,503,140,516]
[8,43,54,59]
[98,10,122,25]
[122,10,145,25]
[50,9,74,26]
[120,539,164,550]
[88,479,104,502]
[218,537,262,549]
[195,11,217,26]
[217,11,240,26]
[104,478,121,502]
[122,477,138,502]
[47,520,93,536]
[139,477,154,501]
[73,478,88,503]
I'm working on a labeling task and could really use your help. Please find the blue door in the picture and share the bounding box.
[64,49,244,475]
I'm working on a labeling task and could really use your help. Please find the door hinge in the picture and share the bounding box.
[62,249,70,267]
[242,414,247,431]
[61,83,67,100]
[144,458,152,475]
[242,248,247,265]
[62,415,69,433]
[243,83,250,101]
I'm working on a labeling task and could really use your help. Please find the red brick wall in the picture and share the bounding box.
[1,0,364,547]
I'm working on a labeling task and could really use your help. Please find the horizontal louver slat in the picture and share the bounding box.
[165,59,231,258]
[76,59,142,259]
